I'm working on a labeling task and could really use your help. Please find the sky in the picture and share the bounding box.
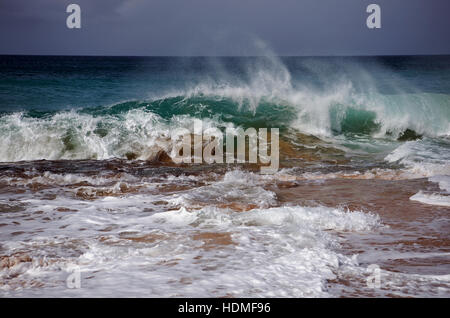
[0,0,449,56]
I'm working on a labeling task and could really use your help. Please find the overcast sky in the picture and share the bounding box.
[1,0,449,56]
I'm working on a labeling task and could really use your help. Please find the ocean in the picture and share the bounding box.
[0,55,449,297]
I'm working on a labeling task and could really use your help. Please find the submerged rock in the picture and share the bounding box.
[397,129,422,141]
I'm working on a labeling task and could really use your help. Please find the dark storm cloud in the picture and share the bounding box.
[0,0,449,56]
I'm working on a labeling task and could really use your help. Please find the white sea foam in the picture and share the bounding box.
[409,175,450,207]
[0,168,384,297]
[166,170,277,209]
[0,203,381,297]
[2,166,450,297]
[384,139,450,206]
[430,175,450,193]
[0,110,234,162]
[385,139,450,178]
[410,191,450,207]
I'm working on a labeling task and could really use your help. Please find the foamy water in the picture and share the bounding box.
[0,168,380,297]
[1,166,449,297]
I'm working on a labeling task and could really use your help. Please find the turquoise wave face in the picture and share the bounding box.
[79,96,296,130]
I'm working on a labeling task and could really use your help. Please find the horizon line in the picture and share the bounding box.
[1,53,450,58]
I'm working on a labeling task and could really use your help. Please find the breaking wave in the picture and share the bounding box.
[0,55,449,162]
